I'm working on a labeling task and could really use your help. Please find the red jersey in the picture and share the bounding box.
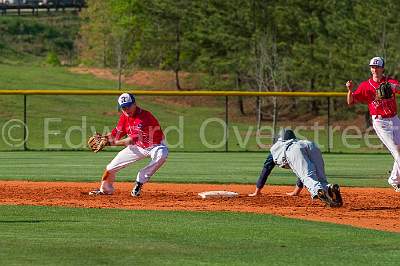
[110,107,164,148]
[352,76,399,117]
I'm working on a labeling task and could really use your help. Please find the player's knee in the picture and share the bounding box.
[105,164,118,173]
[155,147,168,162]
[105,164,113,172]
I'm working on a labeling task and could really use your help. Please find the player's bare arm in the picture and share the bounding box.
[109,136,133,146]
[346,80,354,105]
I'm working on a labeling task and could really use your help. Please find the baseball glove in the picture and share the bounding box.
[376,82,393,100]
[87,133,109,153]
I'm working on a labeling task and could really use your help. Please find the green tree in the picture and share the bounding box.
[109,0,143,89]
[78,0,111,66]
[191,1,254,82]
[140,0,196,90]
[79,0,143,89]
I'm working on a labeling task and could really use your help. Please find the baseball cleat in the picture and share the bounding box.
[391,184,400,192]
[327,185,334,198]
[330,184,343,207]
[317,189,340,208]
[131,182,143,197]
[88,189,112,196]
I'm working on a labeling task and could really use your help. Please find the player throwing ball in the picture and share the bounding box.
[88,93,168,197]
[346,57,400,192]
[249,129,343,207]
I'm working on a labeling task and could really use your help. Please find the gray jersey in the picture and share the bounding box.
[271,139,329,197]
[270,139,297,168]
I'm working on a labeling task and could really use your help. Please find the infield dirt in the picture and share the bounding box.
[1,181,399,233]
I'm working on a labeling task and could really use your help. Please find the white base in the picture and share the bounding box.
[198,190,239,199]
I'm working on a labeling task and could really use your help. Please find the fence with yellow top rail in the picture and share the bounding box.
[0,89,376,152]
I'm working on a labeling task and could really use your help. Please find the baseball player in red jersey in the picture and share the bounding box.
[89,93,168,197]
[346,57,400,192]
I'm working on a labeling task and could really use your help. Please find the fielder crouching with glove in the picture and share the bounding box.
[87,93,168,197]
[249,129,343,207]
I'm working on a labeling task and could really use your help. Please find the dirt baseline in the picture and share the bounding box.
[1,181,399,233]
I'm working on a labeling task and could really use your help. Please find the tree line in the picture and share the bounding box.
[78,0,400,117]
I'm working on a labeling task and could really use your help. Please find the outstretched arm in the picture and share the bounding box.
[249,153,275,196]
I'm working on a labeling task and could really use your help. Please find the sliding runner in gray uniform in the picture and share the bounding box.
[249,129,343,207]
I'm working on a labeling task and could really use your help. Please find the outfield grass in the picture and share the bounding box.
[0,151,393,187]
[0,64,119,90]
[0,205,399,266]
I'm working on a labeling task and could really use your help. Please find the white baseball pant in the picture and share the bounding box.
[372,115,400,186]
[100,143,168,193]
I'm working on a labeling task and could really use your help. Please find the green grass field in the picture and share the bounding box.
[0,205,399,266]
[0,151,393,187]
[0,64,119,90]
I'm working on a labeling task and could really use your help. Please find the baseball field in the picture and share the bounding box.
[1,65,400,265]
[3,5,400,265]
[1,150,400,265]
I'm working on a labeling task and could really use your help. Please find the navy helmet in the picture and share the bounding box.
[118,93,136,108]
[273,128,296,143]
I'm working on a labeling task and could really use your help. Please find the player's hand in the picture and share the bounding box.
[286,186,302,196]
[105,133,115,146]
[345,80,354,91]
[248,188,262,197]
[248,187,262,197]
